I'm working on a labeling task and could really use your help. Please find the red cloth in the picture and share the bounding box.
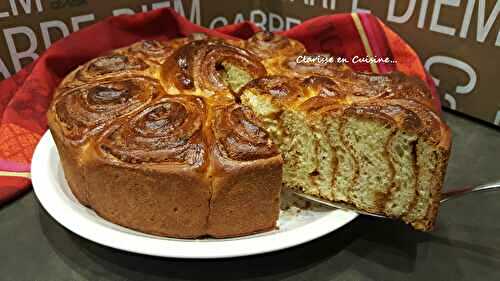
[0,8,438,205]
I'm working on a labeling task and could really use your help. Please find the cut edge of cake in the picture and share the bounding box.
[240,81,451,231]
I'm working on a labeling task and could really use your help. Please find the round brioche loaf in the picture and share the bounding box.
[48,32,450,238]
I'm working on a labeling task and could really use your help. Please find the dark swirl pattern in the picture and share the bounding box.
[379,99,444,144]
[161,40,267,93]
[53,78,159,142]
[47,31,449,237]
[99,95,207,167]
[121,40,174,65]
[246,32,306,59]
[302,75,346,98]
[73,54,149,83]
[119,36,213,65]
[118,33,244,64]
[320,71,435,108]
[212,104,279,161]
[239,75,306,106]
[381,72,435,107]
[270,56,433,108]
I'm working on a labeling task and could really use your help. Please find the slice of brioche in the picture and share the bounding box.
[240,74,451,231]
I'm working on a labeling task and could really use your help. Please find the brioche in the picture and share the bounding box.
[48,32,451,238]
[239,56,450,230]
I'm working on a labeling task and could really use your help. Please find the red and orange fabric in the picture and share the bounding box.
[0,8,438,205]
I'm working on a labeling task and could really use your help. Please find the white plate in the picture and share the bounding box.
[32,131,358,259]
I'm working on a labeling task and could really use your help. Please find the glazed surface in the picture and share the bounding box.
[48,32,450,236]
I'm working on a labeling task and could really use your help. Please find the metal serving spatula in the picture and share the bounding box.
[291,180,500,219]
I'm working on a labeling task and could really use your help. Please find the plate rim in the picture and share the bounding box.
[32,130,358,259]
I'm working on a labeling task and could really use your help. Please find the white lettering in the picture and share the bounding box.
[476,0,500,43]
[0,57,11,79]
[295,55,335,64]
[444,93,457,109]
[250,10,267,29]
[352,0,371,13]
[286,17,301,30]
[113,8,135,16]
[40,20,70,49]
[387,0,416,24]
[174,0,200,25]
[494,110,500,126]
[459,0,475,38]
[430,0,459,36]
[424,55,477,94]
[209,16,228,29]
[71,14,95,32]
[9,0,43,16]
[269,12,284,32]
[152,1,170,10]
[209,11,300,31]
[190,0,201,25]
[338,57,348,63]
[352,56,390,64]
[3,26,39,72]
[9,0,19,15]
[174,1,185,18]
[417,0,430,29]
[323,0,335,10]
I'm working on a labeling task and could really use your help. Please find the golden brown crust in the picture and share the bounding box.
[89,94,211,237]
[115,39,182,65]
[85,159,211,238]
[48,126,91,206]
[48,77,161,206]
[57,54,150,93]
[48,37,283,238]
[208,153,282,238]
[239,75,307,107]
[98,95,208,167]
[208,104,282,237]
[412,122,451,231]
[240,61,450,230]
[245,31,306,59]
[161,39,266,94]
[210,104,280,161]
[48,32,451,237]
[51,78,160,143]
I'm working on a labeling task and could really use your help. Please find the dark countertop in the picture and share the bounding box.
[1,111,499,281]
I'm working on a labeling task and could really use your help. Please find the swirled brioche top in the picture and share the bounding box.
[49,31,448,169]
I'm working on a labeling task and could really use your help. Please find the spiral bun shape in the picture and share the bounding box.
[52,78,159,142]
[246,31,305,59]
[212,104,279,161]
[161,39,267,94]
[79,54,148,81]
[208,103,282,237]
[117,40,175,65]
[48,32,450,238]
[99,95,206,167]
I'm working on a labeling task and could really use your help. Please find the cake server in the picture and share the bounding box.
[291,180,500,219]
